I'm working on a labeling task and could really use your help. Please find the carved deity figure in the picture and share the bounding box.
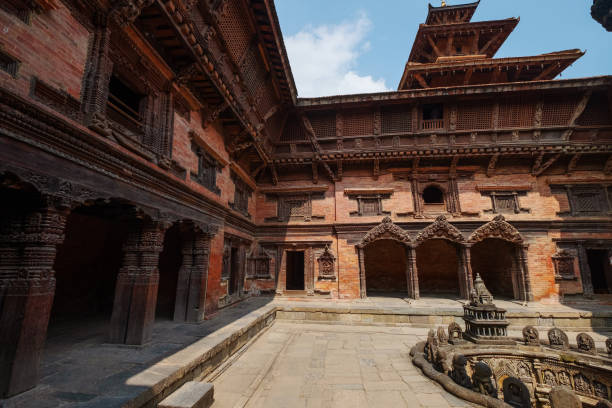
[437,326,449,346]
[502,377,531,408]
[522,325,540,345]
[606,337,612,355]
[577,333,597,355]
[424,329,438,363]
[451,354,472,388]
[434,349,452,375]
[471,274,494,305]
[548,328,569,350]
[472,361,498,398]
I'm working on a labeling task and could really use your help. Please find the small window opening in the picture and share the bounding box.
[107,75,143,122]
[423,186,444,204]
[422,104,443,121]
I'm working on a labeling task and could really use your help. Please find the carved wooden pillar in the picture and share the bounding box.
[358,247,367,299]
[0,198,68,397]
[174,227,212,323]
[459,245,474,300]
[411,178,423,218]
[577,243,594,297]
[109,218,168,345]
[406,245,420,300]
[406,245,421,300]
[82,21,112,125]
[306,247,315,296]
[517,244,534,302]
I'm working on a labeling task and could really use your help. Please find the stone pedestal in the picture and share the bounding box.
[0,204,67,397]
[109,219,167,345]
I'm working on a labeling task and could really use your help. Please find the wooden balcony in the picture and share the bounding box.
[421,119,445,130]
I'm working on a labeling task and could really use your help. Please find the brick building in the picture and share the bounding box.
[0,0,610,398]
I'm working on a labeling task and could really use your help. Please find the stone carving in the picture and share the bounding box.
[450,354,472,388]
[577,333,597,355]
[357,216,412,248]
[596,400,612,408]
[472,361,498,398]
[434,348,452,375]
[437,326,448,345]
[543,370,557,386]
[517,362,531,378]
[317,245,336,281]
[549,386,582,408]
[414,215,465,245]
[424,329,438,363]
[448,322,464,344]
[548,328,569,350]
[574,373,592,394]
[502,377,531,408]
[471,274,493,305]
[522,326,540,345]
[606,337,612,354]
[468,215,523,244]
[594,381,609,399]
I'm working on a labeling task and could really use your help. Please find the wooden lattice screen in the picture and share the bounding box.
[541,95,579,127]
[280,116,306,142]
[577,93,612,126]
[456,102,492,130]
[498,96,536,129]
[381,106,412,134]
[217,0,251,64]
[308,112,336,139]
[343,109,374,136]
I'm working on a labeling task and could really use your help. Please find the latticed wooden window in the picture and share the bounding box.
[279,195,311,221]
[343,110,374,136]
[494,195,516,213]
[498,97,536,128]
[0,50,19,77]
[457,103,492,130]
[541,96,579,127]
[240,46,260,94]
[361,198,381,216]
[280,117,306,142]
[191,146,220,194]
[571,187,605,214]
[231,174,251,217]
[217,0,251,63]
[308,112,336,139]
[577,93,612,126]
[381,106,412,134]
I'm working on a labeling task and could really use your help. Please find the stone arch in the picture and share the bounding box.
[468,215,523,244]
[468,216,532,301]
[357,217,416,299]
[414,216,466,297]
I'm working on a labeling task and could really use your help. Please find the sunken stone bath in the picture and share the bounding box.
[411,276,612,408]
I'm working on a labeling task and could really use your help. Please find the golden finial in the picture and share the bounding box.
[441,0,447,6]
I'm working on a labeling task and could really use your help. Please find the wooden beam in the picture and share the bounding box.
[337,159,343,181]
[605,155,612,176]
[269,163,279,185]
[413,73,430,89]
[532,153,561,176]
[566,153,581,175]
[479,31,504,55]
[250,162,266,179]
[450,156,459,177]
[426,35,443,58]
[373,159,380,180]
[487,153,499,178]
[463,68,474,85]
[533,63,559,81]
[312,160,319,184]
[563,91,592,140]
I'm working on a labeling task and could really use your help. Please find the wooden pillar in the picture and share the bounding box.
[174,227,212,323]
[306,247,315,296]
[577,243,594,297]
[0,199,68,397]
[517,244,534,302]
[459,245,474,300]
[358,246,367,299]
[109,218,168,345]
[406,245,420,299]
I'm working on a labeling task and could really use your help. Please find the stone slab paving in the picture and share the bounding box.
[209,321,477,408]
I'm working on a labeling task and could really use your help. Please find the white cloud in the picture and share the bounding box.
[285,13,390,97]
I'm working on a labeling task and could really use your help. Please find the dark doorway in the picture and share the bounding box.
[156,224,182,320]
[229,247,240,295]
[416,239,460,296]
[364,239,407,296]
[286,251,305,290]
[471,239,516,298]
[588,249,611,294]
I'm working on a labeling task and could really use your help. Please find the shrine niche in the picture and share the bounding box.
[552,249,578,280]
[317,245,336,281]
[246,246,272,280]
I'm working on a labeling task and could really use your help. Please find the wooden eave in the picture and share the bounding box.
[408,18,519,63]
[425,1,480,25]
[296,76,612,109]
[399,49,585,90]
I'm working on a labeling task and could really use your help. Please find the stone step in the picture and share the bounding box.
[158,382,214,408]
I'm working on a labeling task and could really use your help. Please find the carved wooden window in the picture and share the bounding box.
[0,0,33,23]
[498,97,535,128]
[421,104,444,130]
[308,112,336,139]
[381,106,412,134]
[31,77,81,120]
[0,50,20,77]
[482,191,529,214]
[230,172,252,217]
[541,95,579,127]
[552,249,577,280]
[191,145,221,195]
[106,74,144,134]
[457,103,492,130]
[280,117,306,142]
[349,194,391,217]
[216,0,251,64]
[247,247,271,279]
[577,93,612,126]
[553,185,611,216]
[423,186,444,204]
[317,246,336,281]
[344,109,374,136]
[280,195,310,221]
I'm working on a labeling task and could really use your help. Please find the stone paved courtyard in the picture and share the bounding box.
[210,321,476,408]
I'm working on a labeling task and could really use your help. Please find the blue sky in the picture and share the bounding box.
[275,0,612,97]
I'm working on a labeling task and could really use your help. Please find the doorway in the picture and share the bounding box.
[588,249,611,294]
[364,239,408,296]
[286,251,305,290]
[415,239,460,296]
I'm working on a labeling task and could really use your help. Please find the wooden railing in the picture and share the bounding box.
[421,119,445,130]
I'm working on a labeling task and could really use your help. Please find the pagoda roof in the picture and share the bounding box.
[399,49,585,90]
[408,18,520,63]
[426,1,480,25]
